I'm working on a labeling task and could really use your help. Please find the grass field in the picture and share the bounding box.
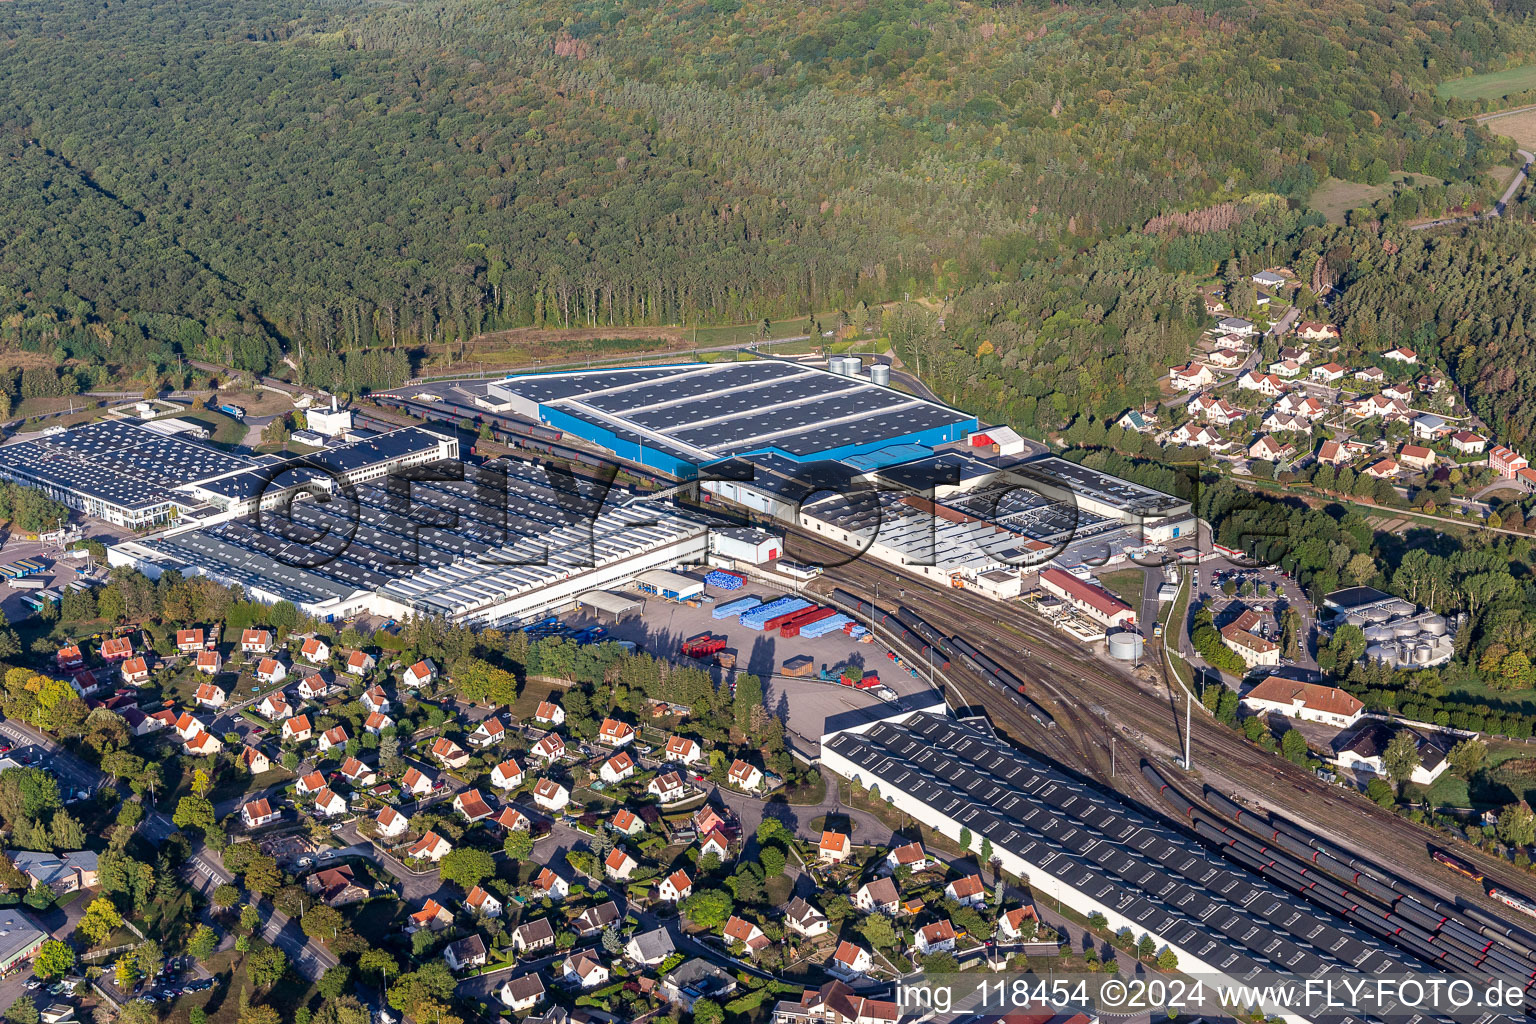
[1482,107,1536,149]
[1438,64,1536,102]
[1309,173,1444,223]
[1099,569,1145,618]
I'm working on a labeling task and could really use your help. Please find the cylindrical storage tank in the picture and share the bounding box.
[1364,624,1393,641]
[1108,632,1144,661]
[844,356,863,375]
[828,356,847,375]
[1415,644,1433,664]
[870,364,891,386]
[1423,614,1447,636]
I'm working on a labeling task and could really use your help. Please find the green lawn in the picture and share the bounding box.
[688,309,844,347]
[1098,569,1145,618]
[1437,64,1536,101]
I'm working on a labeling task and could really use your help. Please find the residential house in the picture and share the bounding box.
[468,717,505,748]
[304,864,370,907]
[6,851,98,893]
[1399,444,1436,472]
[400,767,434,797]
[604,847,638,880]
[1450,431,1487,455]
[312,788,348,818]
[723,916,770,954]
[1333,722,1448,786]
[195,683,226,709]
[346,651,377,676]
[257,693,290,720]
[1117,408,1157,433]
[364,712,394,735]
[727,759,763,791]
[240,745,271,775]
[829,940,874,979]
[784,897,830,938]
[533,701,565,726]
[494,807,530,833]
[533,868,569,900]
[402,659,436,688]
[945,874,986,908]
[600,751,636,784]
[1242,676,1365,728]
[1252,270,1285,289]
[574,901,619,937]
[185,731,223,756]
[173,712,206,743]
[533,779,569,812]
[885,842,932,874]
[297,674,327,701]
[144,709,177,734]
[466,885,503,918]
[624,928,677,967]
[1238,371,1285,397]
[1269,359,1302,378]
[55,645,83,671]
[1220,609,1279,670]
[1350,394,1410,422]
[854,877,900,916]
[317,725,349,754]
[1363,457,1399,480]
[1355,366,1386,384]
[491,759,525,791]
[1383,346,1418,364]
[511,917,557,953]
[359,685,389,714]
[1217,316,1258,337]
[101,637,133,662]
[597,718,635,747]
[1169,363,1215,392]
[914,920,957,955]
[591,798,639,835]
[339,757,377,787]
[1412,414,1450,441]
[699,829,731,861]
[1310,362,1346,383]
[998,906,1039,943]
[408,899,453,932]
[120,656,150,686]
[1274,392,1324,420]
[1189,393,1242,426]
[773,982,897,1024]
[255,658,286,686]
[665,735,702,765]
[240,629,274,653]
[1206,346,1243,369]
[195,650,222,675]
[1167,422,1227,450]
[281,714,313,743]
[1382,382,1415,404]
[1315,440,1349,466]
[454,789,493,823]
[499,974,546,1014]
[531,732,566,763]
[1261,411,1309,435]
[1248,436,1295,463]
[819,831,852,864]
[375,807,408,839]
[1296,322,1340,342]
[431,737,469,769]
[444,934,487,972]
[694,806,726,835]
[564,951,609,989]
[299,637,330,664]
[241,799,279,829]
[408,831,452,862]
[648,771,686,803]
[1490,445,1530,479]
[658,868,693,903]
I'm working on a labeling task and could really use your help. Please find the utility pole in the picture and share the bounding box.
[1185,690,1192,770]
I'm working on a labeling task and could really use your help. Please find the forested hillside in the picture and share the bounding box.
[0,0,1526,383]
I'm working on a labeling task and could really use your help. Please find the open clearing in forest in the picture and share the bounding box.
[1438,65,1536,102]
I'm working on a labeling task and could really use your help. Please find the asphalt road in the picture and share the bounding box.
[1411,148,1534,230]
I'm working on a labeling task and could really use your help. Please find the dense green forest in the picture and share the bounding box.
[0,0,1527,386]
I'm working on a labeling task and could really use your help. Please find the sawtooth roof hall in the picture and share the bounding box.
[821,710,1448,1024]
[487,361,978,477]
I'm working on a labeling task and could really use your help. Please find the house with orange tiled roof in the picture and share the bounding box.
[55,645,83,671]
[175,629,205,653]
[281,714,312,743]
[195,650,222,675]
[359,685,389,714]
[597,718,635,747]
[819,830,851,864]
[494,806,529,833]
[723,916,769,954]
[945,874,986,907]
[375,806,407,839]
[101,637,133,662]
[296,771,327,795]
[400,767,433,796]
[465,885,502,918]
[195,682,226,709]
[600,751,636,784]
[363,711,394,734]
[533,701,564,726]
[604,847,638,880]
[490,759,525,791]
[402,659,436,689]
[119,656,150,686]
[240,629,273,653]
[431,737,469,769]
[407,898,452,932]
[241,798,278,828]
[657,868,692,903]
[408,831,452,863]
[346,650,377,676]
[453,789,493,823]
[317,725,349,753]
[254,658,286,685]
[299,637,330,664]
[998,905,1039,942]
[610,808,644,836]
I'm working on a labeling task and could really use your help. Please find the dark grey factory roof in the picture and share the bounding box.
[188,427,451,500]
[1011,454,1188,517]
[0,420,254,510]
[825,713,1432,988]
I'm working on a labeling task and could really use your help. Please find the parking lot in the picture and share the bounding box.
[555,575,934,748]
[0,537,104,624]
